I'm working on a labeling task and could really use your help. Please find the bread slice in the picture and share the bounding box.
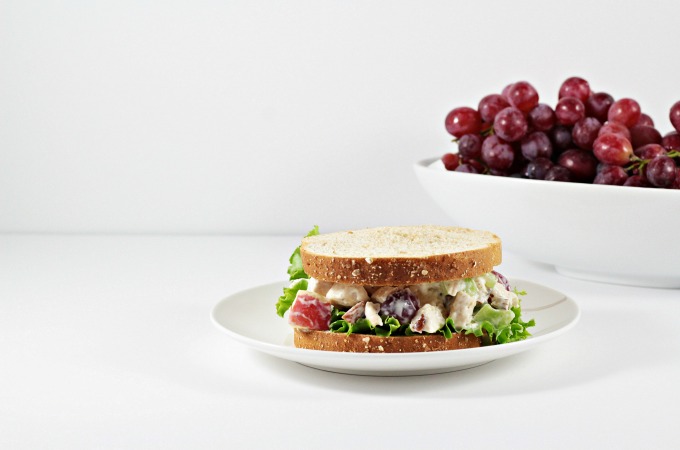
[294,328,481,352]
[301,225,501,285]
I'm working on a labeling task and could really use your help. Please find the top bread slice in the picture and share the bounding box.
[300,225,501,286]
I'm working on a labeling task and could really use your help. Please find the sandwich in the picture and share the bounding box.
[275,225,534,353]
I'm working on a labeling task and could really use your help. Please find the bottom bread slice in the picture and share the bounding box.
[294,328,482,353]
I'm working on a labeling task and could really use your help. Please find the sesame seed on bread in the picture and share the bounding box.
[300,225,502,285]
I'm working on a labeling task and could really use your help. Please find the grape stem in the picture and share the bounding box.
[626,150,680,174]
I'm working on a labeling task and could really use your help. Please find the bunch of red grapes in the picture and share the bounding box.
[441,77,680,188]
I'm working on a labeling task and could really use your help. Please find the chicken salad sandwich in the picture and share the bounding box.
[276,225,534,353]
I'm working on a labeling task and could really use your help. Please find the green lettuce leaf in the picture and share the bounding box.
[275,278,308,317]
[276,226,320,317]
[287,225,319,280]
[329,302,534,345]
[329,313,403,337]
[465,304,535,344]
[474,303,515,328]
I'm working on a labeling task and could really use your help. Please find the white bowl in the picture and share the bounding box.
[414,157,680,288]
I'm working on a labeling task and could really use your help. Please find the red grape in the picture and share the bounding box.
[528,104,556,131]
[645,155,677,187]
[558,149,598,182]
[672,168,680,189]
[572,117,602,149]
[593,134,633,166]
[441,153,461,171]
[585,92,614,122]
[624,175,650,187]
[481,135,515,170]
[445,107,482,138]
[520,131,553,160]
[545,165,571,182]
[555,97,586,125]
[608,98,641,127]
[629,125,662,149]
[465,158,486,173]
[455,163,480,174]
[599,121,631,141]
[670,100,680,133]
[506,81,539,113]
[550,125,574,150]
[478,94,510,123]
[440,78,680,190]
[457,134,482,159]
[662,132,680,151]
[379,289,419,324]
[523,157,553,180]
[493,107,528,142]
[501,83,514,101]
[288,292,331,330]
[635,113,654,127]
[559,77,591,103]
[594,165,628,185]
[634,143,667,160]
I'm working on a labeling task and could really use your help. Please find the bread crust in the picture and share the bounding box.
[301,226,501,285]
[294,328,481,353]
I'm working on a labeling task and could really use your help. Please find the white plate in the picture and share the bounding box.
[211,279,579,376]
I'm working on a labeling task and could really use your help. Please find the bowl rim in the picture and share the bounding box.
[415,157,680,197]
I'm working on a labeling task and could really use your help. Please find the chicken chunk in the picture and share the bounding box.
[448,291,476,330]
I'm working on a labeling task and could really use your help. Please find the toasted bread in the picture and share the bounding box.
[294,328,481,352]
[300,225,501,286]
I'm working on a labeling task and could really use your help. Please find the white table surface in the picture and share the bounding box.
[2,234,678,449]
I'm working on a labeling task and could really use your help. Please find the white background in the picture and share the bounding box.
[2,4,680,448]
[2,0,679,234]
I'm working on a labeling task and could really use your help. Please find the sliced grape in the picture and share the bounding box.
[379,289,419,324]
[288,292,331,331]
